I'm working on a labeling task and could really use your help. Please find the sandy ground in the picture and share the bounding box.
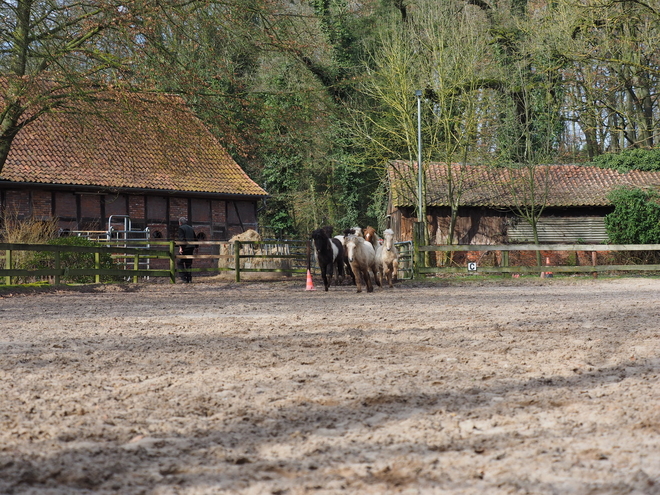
[0,276,659,495]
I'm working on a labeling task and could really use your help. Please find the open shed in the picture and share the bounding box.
[387,160,660,245]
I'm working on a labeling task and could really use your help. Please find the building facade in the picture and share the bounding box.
[0,90,268,240]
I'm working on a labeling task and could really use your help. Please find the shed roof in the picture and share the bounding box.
[1,90,268,198]
[389,160,660,208]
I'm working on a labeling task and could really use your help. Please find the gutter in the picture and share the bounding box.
[0,180,270,201]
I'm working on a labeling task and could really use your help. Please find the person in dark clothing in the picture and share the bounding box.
[177,217,196,283]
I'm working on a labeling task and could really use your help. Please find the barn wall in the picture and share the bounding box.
[390,206,506,245]
[390,205,613,245]
[0,186,258,242]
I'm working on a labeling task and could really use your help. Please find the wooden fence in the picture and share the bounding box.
[0,240,309,285]
[416,243,660,276]
[4,239,660,286]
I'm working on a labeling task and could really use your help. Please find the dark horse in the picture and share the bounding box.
[311,227,345,291]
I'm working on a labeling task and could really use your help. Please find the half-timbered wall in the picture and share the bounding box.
[0,187,259,241]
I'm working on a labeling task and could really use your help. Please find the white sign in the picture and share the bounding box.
[467,262,477,272]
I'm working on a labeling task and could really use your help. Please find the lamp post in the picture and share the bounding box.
[415,90,423,221]
[414,89,424,277]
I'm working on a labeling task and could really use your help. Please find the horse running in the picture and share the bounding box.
[376,228,399,288]
[363,225,381,251]
[334,234,356,286]
[311,227,345,291]
[344,234,381,293]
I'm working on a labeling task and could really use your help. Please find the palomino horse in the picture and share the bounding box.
[376,228,399,288]
[311,227,345,291]
[344,234,381,293]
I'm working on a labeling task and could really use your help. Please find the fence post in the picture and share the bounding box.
[306,239,311,271]
[54,250,61,285]
[592,251,598,278]
[5,249,12,285]
[234,241,241,282]
[413,222,425,279]
[502,249,509,278]
[95,251,101,284]
[169,241,176,284]
[133,254,139,283]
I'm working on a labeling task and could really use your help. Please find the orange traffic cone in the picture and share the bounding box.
[306,269,316,291]
[542,256,553,278]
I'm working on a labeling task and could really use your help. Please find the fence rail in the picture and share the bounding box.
[417,243,660,275]
[4,238,660,286]
[0,240,310,285]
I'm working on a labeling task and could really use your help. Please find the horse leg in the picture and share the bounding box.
[328,261,335,288]
[346,261,356,285]
[321,263,330,291]
[371,261,382,288]
[363,266,374,293]
[350,260,362,293]
[385,262,393,288]
[335,258,345,285]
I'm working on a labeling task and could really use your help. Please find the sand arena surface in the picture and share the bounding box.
[0,277,659,494]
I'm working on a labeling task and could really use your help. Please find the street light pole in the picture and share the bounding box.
[415,90,423,221]
[413,89,425,278]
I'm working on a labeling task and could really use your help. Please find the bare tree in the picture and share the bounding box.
[352,0,498,254]
[0,0,162,173]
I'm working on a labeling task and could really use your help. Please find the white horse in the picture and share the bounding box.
[376,228,399,288]
[345,235,381,293]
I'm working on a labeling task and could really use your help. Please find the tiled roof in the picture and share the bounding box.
[389,160,660,208]
[1,90,268,197]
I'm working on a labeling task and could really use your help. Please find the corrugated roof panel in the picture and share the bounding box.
[508,217,609,243]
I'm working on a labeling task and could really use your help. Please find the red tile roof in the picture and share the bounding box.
[389,160,660,208]
[1,91,268,197]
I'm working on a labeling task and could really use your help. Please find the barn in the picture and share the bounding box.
[387,160,660,245]
[0,90,268,241]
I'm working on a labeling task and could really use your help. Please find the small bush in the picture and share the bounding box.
[605,187,660,244]
[1,214,59,281]
[605,187,660,264]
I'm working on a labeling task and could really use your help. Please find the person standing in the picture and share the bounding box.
[177,217,196,283]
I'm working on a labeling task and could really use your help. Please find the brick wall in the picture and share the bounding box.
[128,195,146,222]
[212,200,226,224]
[169,197,188,223]
[149,223,168,240]
[32,191,52,218]
[1,188,248,244]
[5,190,31,217]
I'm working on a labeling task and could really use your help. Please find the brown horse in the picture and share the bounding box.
[363,225,381,251]
[344,235,381,293]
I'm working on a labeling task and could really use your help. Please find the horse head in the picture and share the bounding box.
[311,228,327,252]
[345,234,359,263]
[383,229,395,251]
[364,226,376,243]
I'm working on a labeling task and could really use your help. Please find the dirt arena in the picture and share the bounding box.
[1,276,659,494]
